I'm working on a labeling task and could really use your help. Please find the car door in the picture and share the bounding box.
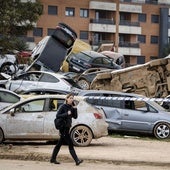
[120,100,159,132]
[43,98,65,138]
[91,57,104,68]
[9,72,41,93]
[6,99,46,139]
[37,73,70,91]
[94,98,124,130]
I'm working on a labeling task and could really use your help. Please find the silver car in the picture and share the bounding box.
[0,95,108,146]
[1,71,81,94]
[81,90,170,139]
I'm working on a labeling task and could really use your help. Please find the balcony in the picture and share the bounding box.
[119,20,141,34]
[119,3,142,13]
[89,1,116,11]
[119,41,139,48]
[118,47,141,56]
[89,19,116,33]
[90,19,115,25]
[120,0,170,5]
[120,20,140,26]
[118,41,141,56]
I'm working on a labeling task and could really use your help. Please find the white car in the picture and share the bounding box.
[0,95,108,146]
[1,71,81,94]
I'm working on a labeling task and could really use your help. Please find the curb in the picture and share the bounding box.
[1,152,170,168]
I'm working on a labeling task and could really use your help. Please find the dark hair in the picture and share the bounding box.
[65,93,74,104]
[66,93,74,99]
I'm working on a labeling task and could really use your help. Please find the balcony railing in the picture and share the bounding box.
[120,0,170,5]
[119,41,140,48]
[90,40,113,46]
[119,20,140,26]
[90,18,115,25]
[91,40,140,48]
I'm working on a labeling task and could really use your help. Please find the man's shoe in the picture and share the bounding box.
[76,159,83,166]
[50,159,60,164]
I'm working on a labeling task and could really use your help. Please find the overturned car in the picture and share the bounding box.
[90,56,170,98]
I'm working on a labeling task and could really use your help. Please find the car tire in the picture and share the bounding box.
[153,122,170,139]
[58,23,77,38]
[0,62,17,75]
[77,79,90,90]
[70,125,93,147]
[0,128,4,143]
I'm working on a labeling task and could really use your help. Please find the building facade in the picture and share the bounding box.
[27,0,170,66]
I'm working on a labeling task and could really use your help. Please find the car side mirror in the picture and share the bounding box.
[10,109,15,116]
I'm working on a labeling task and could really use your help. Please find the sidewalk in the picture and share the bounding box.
[1,136,170,166]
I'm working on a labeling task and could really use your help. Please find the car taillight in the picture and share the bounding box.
[93,113,103,119]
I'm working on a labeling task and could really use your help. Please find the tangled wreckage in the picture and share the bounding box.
[90,55,170,98]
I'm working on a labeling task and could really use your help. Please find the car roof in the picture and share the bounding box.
[81,51,109,59]
[0,88,21,98]
[22,88,70,95]
[20,71,67,79]
[78,90,145,98]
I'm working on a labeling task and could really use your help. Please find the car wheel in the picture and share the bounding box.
[77,79,90,90]
[0,63,17,75]
[0,128,4,143]
[153,122,170,139]
[70,125,93,147]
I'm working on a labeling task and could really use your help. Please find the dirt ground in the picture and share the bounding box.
[0,135,170,169]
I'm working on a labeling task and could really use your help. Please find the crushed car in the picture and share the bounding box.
[66,50,122,73]
[90,55,170,99]
[25,23,77,73]
[0,71,81,94]
[81,90,170,139]
[0,51,18,76]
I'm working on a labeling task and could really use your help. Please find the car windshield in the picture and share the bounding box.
[62,78,81,89]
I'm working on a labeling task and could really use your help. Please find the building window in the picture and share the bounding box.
[168,16,170,28]
[151,15,159,23]
[80,9,89,18]
[168,37,170,43]
[33,28,43,37]
[137,56,145,64]
[65,7,75,16]
[151,36,159,44]
[47,28,56,36]
[138,35,146,43]
[48,6,58,15]
[80,31,88,40]
[138,14,146,22]
[26,37,34,42]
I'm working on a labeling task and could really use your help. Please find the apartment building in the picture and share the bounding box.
[27,0,170,66]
